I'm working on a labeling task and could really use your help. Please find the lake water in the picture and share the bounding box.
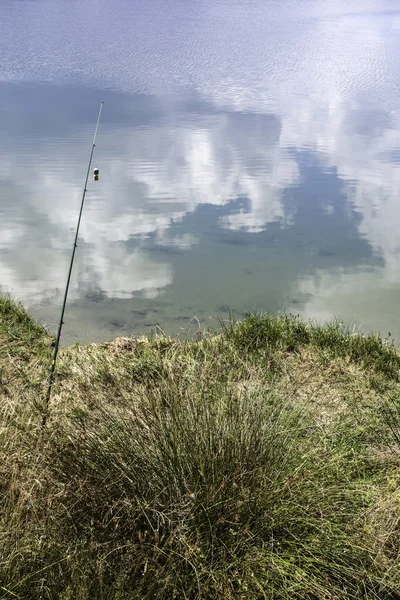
[1,0,400,344]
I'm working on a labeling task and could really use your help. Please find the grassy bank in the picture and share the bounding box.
[1,295,400,599]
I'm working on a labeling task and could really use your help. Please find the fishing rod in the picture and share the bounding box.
[42,101,104,427]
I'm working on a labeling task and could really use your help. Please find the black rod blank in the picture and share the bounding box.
[42,102,104,427]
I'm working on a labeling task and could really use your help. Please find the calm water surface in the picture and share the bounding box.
[1,0,400,343]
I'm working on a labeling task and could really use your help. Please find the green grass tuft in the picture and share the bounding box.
[226,312,400,379]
